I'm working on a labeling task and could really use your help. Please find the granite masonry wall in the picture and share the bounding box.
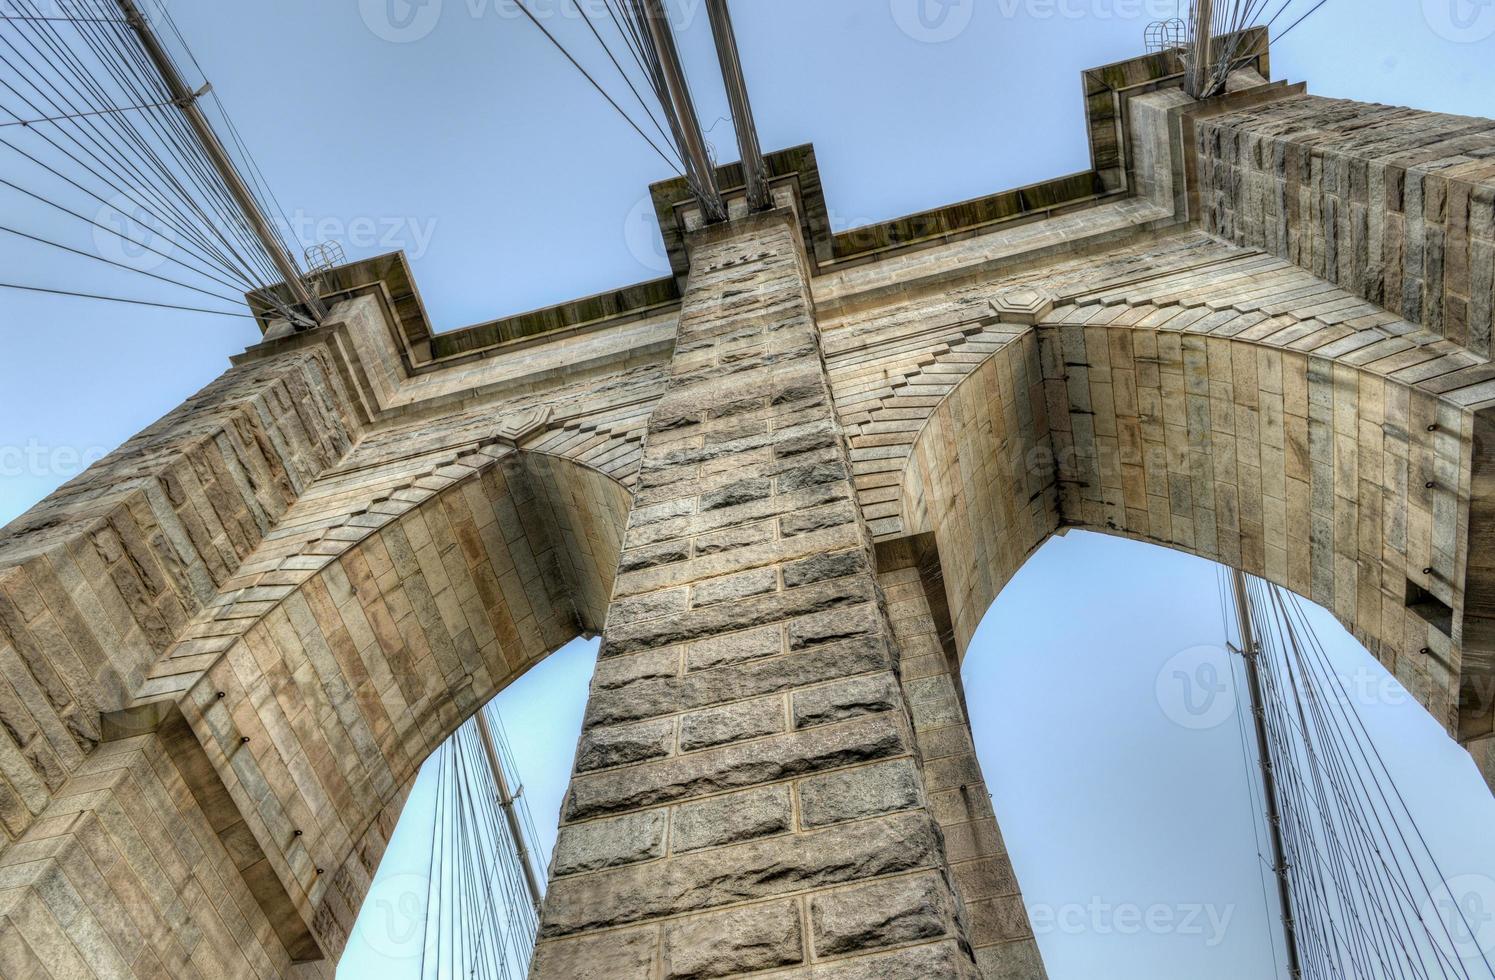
[530,211,1010,978]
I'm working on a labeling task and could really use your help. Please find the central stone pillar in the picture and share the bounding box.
[530,211,984,977]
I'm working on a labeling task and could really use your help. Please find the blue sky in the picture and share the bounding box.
[3,1,1495,977]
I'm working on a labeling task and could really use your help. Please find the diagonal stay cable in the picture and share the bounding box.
[570,0,677,158]
[0,280,253,316]
[0,221,247,303]
[510,0,681,174]
[0,173,249,292]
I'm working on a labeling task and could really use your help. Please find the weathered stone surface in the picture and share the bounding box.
[783,550,866,589]
[693,522,776,557]
[974,939,1049,980]
[662,899,804,978]
[540,811,944,937]
[530,927,659,979]
[793,673,900,730]
[794,940,982,978]
[701,478,772,512]
[692,567,778,608]
[553,809,667,876]
[594,647,681,691]
[619,541,691,573]
[799,758,925,828]
[680,695,785,752]
[673,784,793,853]
[686,624,783,672]
[810,872,956,957]
[575,717,675,772]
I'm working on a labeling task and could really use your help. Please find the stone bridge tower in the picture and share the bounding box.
[1,37,1493,979]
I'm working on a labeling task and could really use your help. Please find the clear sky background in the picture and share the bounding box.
[3,1,1495,978]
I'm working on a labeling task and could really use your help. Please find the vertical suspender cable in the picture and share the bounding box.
[704,0,769,212]
[1187,0,1215,98]
[476,706,544,916]
[1234,568,1305,979]
[635,0,725,223]
[110,0,326,325]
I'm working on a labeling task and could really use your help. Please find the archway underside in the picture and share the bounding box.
[887,286,1484,746]
[0,360,638,977]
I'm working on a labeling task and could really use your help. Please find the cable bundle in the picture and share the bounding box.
[1225,570,1495,979]
[420,702,548,980]
[0,0,312,322]
[509,0,727,219]
[1183,0,1329,98]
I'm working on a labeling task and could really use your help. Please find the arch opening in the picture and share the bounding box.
[880,319,1495,977]
[159,446,632,971]
[953,528,1495,979]
[334,635,599,978]
[896,323,1477,735]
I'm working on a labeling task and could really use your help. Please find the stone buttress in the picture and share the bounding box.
[531,211,1043,977]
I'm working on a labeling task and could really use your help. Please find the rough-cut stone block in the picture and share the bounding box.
[662,899,803,979]
[593,648,680,691]
[975,937,1050,979]
[788,603,881,652]
[553,809,667,876]
[680,696,785,752]
[806,940,982,978]
[793,673,899,729]
[530,926,659,979]
[672,783,793,853]
[781,501,857,537]
[783,550,866,589]
[778,461,849,494]
[799,758,924,828]
[693,522,775,557]
[810,872,956,957]
[575,718,675,773]
[692,567,778,608]
[686,625,783,672]
[700,478,772,512]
